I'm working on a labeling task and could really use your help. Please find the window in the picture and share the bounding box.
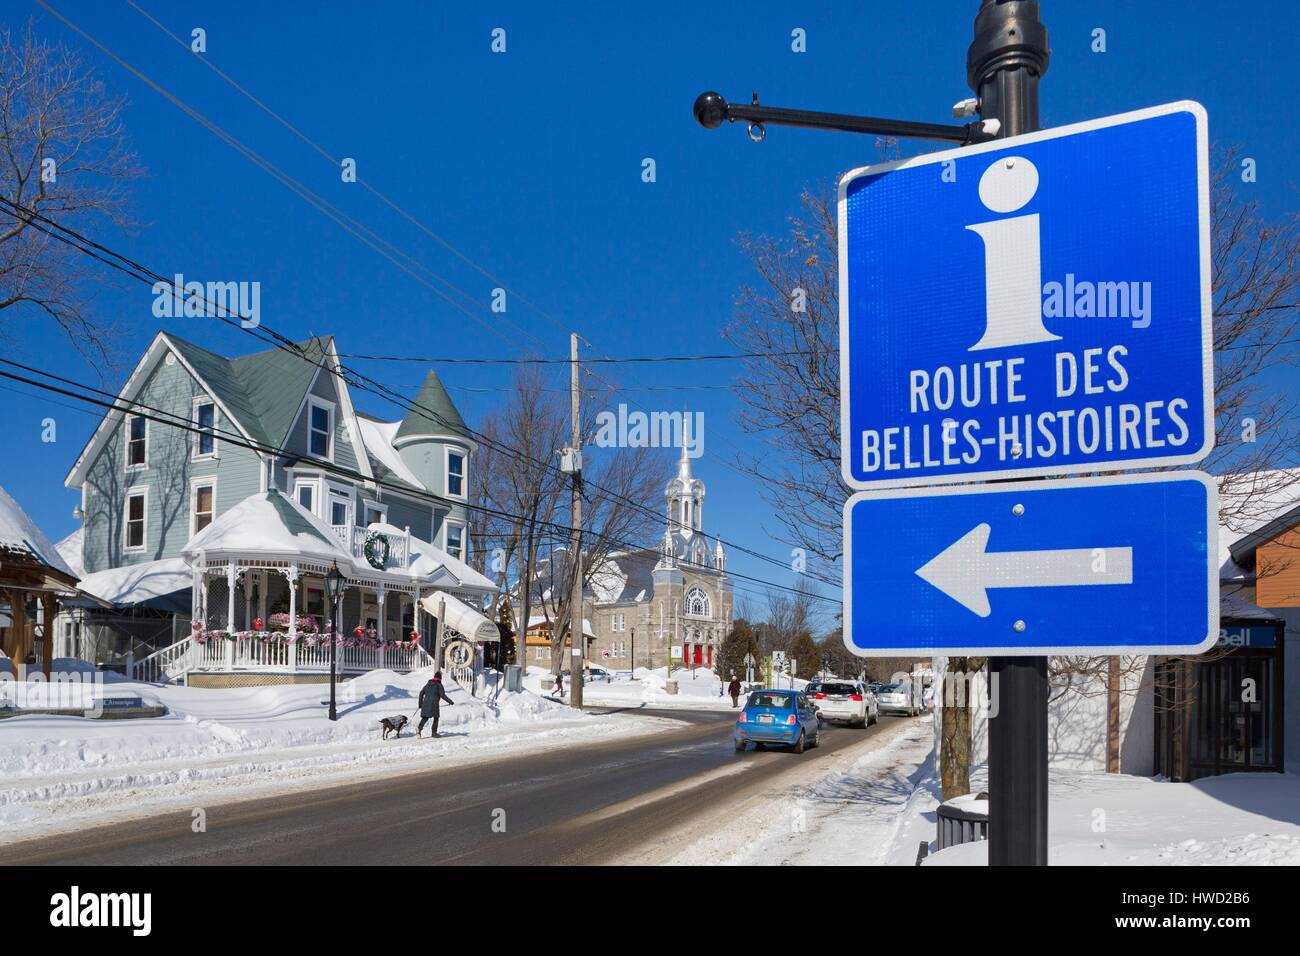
[124,491,146,550]
[192,481,215,534]
[685,586,711,618]
[535,646,548,662]
[363,502,386,527]
[193,399,217,458]
[330,493,351,528]
[446,449,466,499]
[445,521,464,560]
[309,400,333,459]
[295,481,316,514]
[126,415,147,468]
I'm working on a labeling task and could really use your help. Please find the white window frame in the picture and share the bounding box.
[191,396,219,460]
[124,414,148,470]
[445,447,467,501]
[684,586,711,619]
[361,499,388,527]
[293,477,321,517]
[328,489,353,530]
[190,476,218,537]
[443,518,466,560]
[123,488,148,552]
[307,396,336,461]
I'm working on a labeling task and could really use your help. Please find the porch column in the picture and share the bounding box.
[226,564,237,633]
[375,584,386,642]
[41,594,56,680]
[8,589,26,682]
[287,565,299,638]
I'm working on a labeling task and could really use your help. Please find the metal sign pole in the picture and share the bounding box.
[968,0,1051,867]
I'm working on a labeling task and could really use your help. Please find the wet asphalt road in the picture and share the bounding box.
[0,708,902,865]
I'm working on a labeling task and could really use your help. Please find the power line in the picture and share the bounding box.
[46,0,841,585]
[0,361,840,605]
[0,194,844,591]
[342,351,819,365]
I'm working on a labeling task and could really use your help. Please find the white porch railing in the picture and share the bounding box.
[327,524,411,570]
[131,635,436,683]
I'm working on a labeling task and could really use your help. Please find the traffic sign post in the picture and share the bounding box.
[843,472,1218,657]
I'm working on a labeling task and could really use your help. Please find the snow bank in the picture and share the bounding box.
[0,668,568,778]
[924,768,1300,866]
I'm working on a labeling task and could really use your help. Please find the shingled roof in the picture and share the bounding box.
[395,369,470,441]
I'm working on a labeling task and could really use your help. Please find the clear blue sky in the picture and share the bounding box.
[5,1,1298,621]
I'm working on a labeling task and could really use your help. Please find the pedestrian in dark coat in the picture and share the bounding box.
[417,672,455,738]
[553,671,564,698]
[728,676,743,708]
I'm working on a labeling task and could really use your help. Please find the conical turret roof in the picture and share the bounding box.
[395,369,470,441]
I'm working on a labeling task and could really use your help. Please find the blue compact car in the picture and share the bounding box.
[734,689,821,754]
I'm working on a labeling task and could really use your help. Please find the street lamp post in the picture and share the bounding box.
[325,561,345,722]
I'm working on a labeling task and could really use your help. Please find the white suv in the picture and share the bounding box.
[810,679,879,728]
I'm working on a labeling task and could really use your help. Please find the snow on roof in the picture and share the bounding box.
[56,528,85,579]
[357,416,425,490]
[523,613,596,637]
[419,590,498,642]
[368,522,495,592]
[183,490,352,564]
[1217,468,1300,571]
[76,557,192,606]
[1219,587,1281,622]
[0,485,76,579]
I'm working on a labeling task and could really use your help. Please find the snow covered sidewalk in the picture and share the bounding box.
[524,665,795,712]
[925,767,1300,866]
[0,667,676,843]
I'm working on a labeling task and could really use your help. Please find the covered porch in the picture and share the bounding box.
[131,490,494,684]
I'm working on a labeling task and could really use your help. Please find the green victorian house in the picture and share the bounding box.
[54,332,497,685]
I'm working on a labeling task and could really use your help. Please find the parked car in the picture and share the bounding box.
[734,689,820,753]
[877,682,921,717]
[558,666,612,683]
[810,679,879,727]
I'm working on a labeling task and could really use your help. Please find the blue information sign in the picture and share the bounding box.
[843,472,1218,657]
[839,102,1212,488]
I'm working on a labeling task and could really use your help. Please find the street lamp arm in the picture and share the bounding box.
[693,91,999,145]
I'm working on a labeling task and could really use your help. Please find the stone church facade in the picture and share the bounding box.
[583,447,733,672]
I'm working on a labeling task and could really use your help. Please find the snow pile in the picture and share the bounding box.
[523,665,738,710]
[920,765,1300,866]
[0,668,570,780]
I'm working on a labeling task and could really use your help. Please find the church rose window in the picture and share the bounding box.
[685,587,710,618]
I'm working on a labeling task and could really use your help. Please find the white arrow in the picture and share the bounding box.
[915,523,1133,618]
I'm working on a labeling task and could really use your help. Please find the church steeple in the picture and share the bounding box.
[665,442,705,537]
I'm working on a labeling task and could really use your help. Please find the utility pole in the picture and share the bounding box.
[969,0,1051,867]
[568,332,585,710]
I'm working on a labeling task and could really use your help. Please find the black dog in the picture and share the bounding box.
[380,715,409,739]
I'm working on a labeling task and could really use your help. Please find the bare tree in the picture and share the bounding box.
[0,19,142,372]
[473,364,568,669]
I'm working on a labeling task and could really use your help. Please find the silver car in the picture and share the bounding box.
[876,682,921,717]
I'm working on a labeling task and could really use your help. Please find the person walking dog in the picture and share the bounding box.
[417,671,455,738]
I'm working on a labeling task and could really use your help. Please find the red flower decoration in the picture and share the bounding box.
[253,617,264,631]
[353,625,365,638]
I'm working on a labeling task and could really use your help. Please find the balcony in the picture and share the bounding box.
[328,523,411,571]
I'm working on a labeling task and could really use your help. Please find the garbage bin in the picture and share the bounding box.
[505,664,523,693]
[936,792,990,849]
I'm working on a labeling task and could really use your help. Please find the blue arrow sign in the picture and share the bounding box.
[843,472,1218,656]
[839,102,1212,488]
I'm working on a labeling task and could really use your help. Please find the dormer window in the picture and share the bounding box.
[309,398,334,459]
[126,415,147,468]
[446,449,466,499]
